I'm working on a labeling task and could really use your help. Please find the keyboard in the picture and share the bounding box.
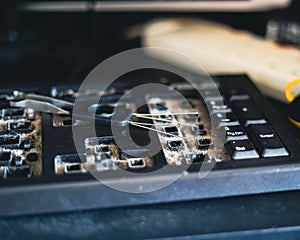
[0,72,299,217]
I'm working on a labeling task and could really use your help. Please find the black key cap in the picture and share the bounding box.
[225,140,259,160]
[1,108,25,120]
[55,154,83,163]
[224,126,248,142]
[164,126,179,137]
[155,103,168,111]
[213,112,240,128]
[26,152,39,162]
[0,134,19,145]
[19,139,31,149]
[8,121,32,133]
[128,158,146,169]
[65,163,82,174]
[247,124,289,157]
[208,100,232,114]
[168,140,184,151]
[226,88,250,101]
[197,138,212,150]
[230,94,250,101]
[5,166,31,179]
[198,130,207,136]
[197,124,204,130]
[0,148,11,166]
[95,145,110,154]
[156,114,175,123]
[191,124,207,136]
[232,100,266,126]
[203,89,224,101]
[11,155,23,165]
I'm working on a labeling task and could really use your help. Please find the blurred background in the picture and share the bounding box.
[0,0,300,88]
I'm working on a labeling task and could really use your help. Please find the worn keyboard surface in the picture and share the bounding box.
[0,72,299,216]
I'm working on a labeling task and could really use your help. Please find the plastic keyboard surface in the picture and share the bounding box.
[0,72,299,217]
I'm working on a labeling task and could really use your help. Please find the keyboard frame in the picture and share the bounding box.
[0,74,299,217]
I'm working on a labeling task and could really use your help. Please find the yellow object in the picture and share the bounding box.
[288,117,300,128]
[285,78,300,128]
[285,78,300,103]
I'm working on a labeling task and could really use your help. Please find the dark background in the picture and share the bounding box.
[0,1,300,239]
[0,1,300,88]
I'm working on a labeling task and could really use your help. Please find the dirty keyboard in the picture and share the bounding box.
[0,72,299,217]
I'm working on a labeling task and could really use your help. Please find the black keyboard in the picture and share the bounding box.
[0,72,299,217]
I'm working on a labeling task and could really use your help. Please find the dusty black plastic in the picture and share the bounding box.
[0,74,299,217]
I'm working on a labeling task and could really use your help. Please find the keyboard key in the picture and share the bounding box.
[208,100,232,114]
[168,140,184,151]
[8,121,32,133]
[191,124,207,136]
[198,130,207,136]
[1,108,26,120]
[225,88,250,101]
[26,152,39,162]
[0,149,11,166]
[55,154,83,163]
[197,138,212,150]
[203,89,224,101]
[224,126,248,142]
[197,124,204,130]
[213,112,240,128]
[5,166,32,179]
[230,94,250,101]
[247,124,289,157]
[19,139,31,149]
[128,158,146,169]
[164,126,179,137]
[225,140,259,160]
[212,105,232,114]
[65,163,82,174]
[156,114,175,123]
[155,103,168,111]
[0,134,19,145]
[232,100,266,126]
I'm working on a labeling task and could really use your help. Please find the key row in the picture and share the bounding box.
[205,91,289,160]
